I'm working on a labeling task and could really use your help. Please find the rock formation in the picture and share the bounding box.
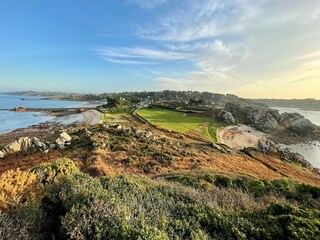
[0,132,72,159]
[217,110,236,124]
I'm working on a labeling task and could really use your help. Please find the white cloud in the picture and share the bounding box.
[140,0,320,98]
[100,57,154,65]
[126,0,167,9]
[95,47,192,64]
[98,0,320,98]
[139,0,258,42]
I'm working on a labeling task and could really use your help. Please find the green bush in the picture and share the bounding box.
[214,175,233,188]
[3,170,319,239]
[30,158,79,184]
[243,204,320,239]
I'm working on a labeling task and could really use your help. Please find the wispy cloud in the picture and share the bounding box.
[100,57,154,65]
[95,47,192,64]
[126,0,167,9]
[138,0,258,42]
[97,0,320,98]
[139,0,320,97]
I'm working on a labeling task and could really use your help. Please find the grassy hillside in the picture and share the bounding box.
[138,107,227,142]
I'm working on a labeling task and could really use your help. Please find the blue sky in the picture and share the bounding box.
[1,0,320,98]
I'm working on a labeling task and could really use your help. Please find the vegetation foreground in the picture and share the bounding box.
[0,158,320,240]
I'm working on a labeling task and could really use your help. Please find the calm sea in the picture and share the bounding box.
[0,94,85,133]
[273,107,320,168]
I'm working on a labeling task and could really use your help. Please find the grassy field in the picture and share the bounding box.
[138,107,227,142]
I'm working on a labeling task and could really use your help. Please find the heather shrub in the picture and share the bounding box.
[30,158,79,184]
[0,211,33,239]
[0,169,43,210]
[1,169,318,239]
[40,173,108,239]
[163,173,320,208]
[242,204,320,239]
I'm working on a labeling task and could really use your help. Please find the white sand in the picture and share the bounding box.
[55,110,102,126]
[219,125,266,150]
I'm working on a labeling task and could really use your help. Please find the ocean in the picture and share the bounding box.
[273,107,320,168]
[0,94,85,133]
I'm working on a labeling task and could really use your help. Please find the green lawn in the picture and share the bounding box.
[138,107,228,142]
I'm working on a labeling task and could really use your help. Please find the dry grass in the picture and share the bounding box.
[0,122,319,187]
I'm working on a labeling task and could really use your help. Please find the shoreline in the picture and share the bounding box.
[219,125,320,169]
[0,109,102,143]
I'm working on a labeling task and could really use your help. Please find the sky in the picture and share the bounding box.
[0,0,320,99]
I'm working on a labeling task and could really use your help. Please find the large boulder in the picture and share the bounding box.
[3,137,32,153]
[55,132,72,149]
[32,137,46,148]
[32,137,48,152]
[217,110,236,124]
[60,132,72,142]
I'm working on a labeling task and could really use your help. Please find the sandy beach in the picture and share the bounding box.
[54,109,102,126]
[219,125,266,150]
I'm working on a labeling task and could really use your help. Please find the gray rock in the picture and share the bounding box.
[32,137,47,149]
[211,143,224,151]
[50,143,57,149]
[260,113,279,130]
[3,137,32,153]
[60,132,72,142]
[55,138,66,149]
[280,148,311,168]
[279,113,316,135]
[217,110,236,124]
[258,140,277,153]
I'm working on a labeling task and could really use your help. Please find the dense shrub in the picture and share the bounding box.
[243,204,320,239]
[0,211,33,239]
[0,169,43,210]
[37,174,320,239]
[30,158,79,184]
[1,166,319,239]
[163,173,320,208]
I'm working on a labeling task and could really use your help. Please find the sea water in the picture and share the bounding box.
[0,94,84,133]
[274,107,320,168]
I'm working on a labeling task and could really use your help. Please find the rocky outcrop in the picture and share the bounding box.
[3,137,32,153]
[217,110,236,124]
[279,148,312,168]
[224,102,318,138]
[246,110,279,131]
[258,139,277,153]
[0,132,72,159]
[13,107,28,112]
[279,113,316,136]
